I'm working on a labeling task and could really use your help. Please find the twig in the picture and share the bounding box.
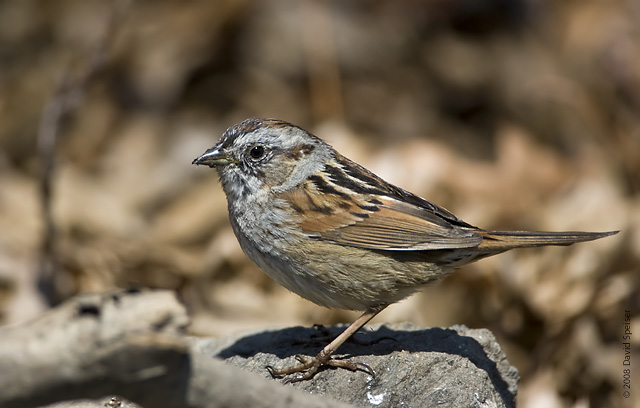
[36,0,131,305]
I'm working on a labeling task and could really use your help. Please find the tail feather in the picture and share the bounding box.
[477,230,618,251]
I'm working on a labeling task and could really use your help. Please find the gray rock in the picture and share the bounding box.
[0,289,351,408]
[199,323,519,408]
[0,288,517,407]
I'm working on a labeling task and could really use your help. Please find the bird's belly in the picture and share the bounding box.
[234,227,449,311]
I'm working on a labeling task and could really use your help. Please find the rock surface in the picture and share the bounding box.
[0,289,518,408]
[202,322,520,408]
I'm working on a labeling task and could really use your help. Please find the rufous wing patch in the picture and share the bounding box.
[283,185,482,251]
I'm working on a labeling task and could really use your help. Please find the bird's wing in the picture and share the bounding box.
[281,183,483,251]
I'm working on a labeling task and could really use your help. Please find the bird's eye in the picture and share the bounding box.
[249,145,265,159]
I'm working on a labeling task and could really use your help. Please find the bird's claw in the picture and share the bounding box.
[266,354,375,383]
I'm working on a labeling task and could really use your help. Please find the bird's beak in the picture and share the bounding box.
[192,146,234,168]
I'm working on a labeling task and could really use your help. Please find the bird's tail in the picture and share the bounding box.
[477,230,618,251]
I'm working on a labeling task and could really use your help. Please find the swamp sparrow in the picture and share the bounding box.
[193,118,617,382]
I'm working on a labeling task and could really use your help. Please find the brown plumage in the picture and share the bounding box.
[193,118,618,382]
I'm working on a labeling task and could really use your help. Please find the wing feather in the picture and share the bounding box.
[282,184,482,251]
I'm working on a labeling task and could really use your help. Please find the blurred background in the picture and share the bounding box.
[0,0,638,406]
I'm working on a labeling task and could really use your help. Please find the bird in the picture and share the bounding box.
[192,118,617,382]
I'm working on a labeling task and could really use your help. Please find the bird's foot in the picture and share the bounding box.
[266,352,374,383]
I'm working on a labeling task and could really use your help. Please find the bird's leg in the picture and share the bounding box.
[309,323,393,347]
[266,305,387,382]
